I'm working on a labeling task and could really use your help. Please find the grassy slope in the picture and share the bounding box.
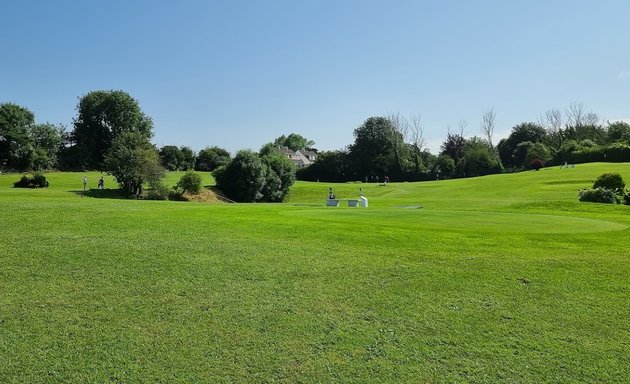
[0,164,629,383]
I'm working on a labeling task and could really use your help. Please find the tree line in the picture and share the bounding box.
[3,90,629,197]
[298,104,630,182]
[0,90,299,202]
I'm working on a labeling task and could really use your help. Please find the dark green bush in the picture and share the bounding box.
[176,170,203,195]
[13,173,49,188]
[593,173,625,191]
[568,143,630,164]
[578,188,617,204]
[32,172,48,187]
[604,143,630,162]
[13,176,31,188]
[624,192,630,206]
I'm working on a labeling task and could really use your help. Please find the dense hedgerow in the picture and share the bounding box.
[567,143,630,164]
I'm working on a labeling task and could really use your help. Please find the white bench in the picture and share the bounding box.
[326,199,359,207]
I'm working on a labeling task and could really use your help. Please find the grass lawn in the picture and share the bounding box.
[0,163,629,383]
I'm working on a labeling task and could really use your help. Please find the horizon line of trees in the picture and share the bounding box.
[0,90,306,202]
[298,104,630,182]
[3,92,629,187]
[0,95,314,175]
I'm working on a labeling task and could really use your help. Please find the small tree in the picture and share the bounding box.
[103,132,164,197]
[176,170,203,195]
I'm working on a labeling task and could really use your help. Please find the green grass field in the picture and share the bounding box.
[1,164,629,383]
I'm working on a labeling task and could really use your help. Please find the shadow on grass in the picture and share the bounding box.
[69,188,129,199]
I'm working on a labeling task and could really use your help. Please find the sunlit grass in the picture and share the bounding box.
[0,163,629,382]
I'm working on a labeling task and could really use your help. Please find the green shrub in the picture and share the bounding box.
[624,192,630,206]
[593,173,625,191]
[578,188,617,204]
[176,170,203,195]
[13,176,31,188]
[32,172,48,187]
[13,173,49,188]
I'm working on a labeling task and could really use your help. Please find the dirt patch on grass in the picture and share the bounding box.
[183,187,233,203]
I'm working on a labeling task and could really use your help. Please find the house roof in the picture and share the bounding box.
[299,149,318,158]
[275,146,296,156]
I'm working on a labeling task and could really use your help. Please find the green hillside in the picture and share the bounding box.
[0,163,629,383]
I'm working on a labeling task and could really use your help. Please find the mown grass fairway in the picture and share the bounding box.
[1,164,629,383]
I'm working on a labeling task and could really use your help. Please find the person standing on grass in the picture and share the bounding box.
[98,176,104,190]
[83,176,87,191]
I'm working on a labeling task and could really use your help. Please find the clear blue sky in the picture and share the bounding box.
[2,0,629,154]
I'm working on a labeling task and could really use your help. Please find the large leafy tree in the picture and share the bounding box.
[434,154,455,179]
[214,150,267,202]
[180,146,195,170]
[159,145,184,171]
[349,117,404,179]
[73,90,153,169]
[274,133,315,151]
[0,103,35,170]
[195,146,231,171]
[606,121,630,144]
[440,132,466,165]
[103,132,164,197]
[215,149,296,202]
[457,137,501,177]
[296,150,350,182]
[30,123,64,170]
[497,122,547,168]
